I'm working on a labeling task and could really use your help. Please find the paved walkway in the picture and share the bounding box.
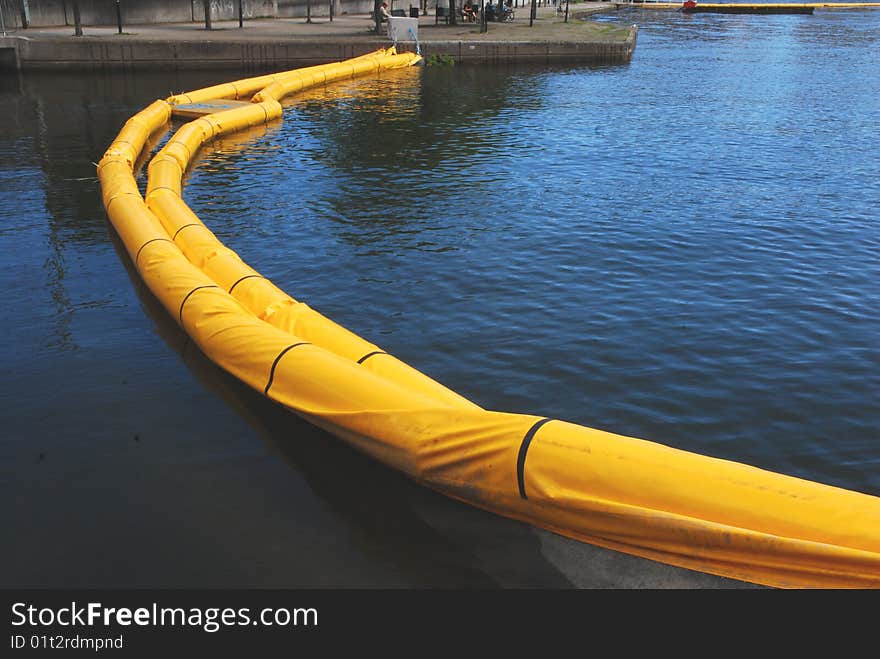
[2,3,635,69]
[3,4,623,44]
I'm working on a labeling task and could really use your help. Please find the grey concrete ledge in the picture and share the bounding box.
[422,28,637,65]
[1,31,637,70]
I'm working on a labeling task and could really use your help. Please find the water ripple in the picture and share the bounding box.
[178,12,880,497]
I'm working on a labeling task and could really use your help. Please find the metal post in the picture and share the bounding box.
[203,0,212,30]
[373,0,380,33]
[564,0,569,22]
[306,0,312,23]
[116,0,123,33]
[529,0,536,26]
[20,0,30,28]
[329,0,334,22]
[73,0,83,36]
[238,0,243,27]
[1,4,6,37]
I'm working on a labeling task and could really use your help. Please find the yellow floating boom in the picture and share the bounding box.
[97,49,880,588]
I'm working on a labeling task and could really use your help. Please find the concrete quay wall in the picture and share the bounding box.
[0,25,636,70]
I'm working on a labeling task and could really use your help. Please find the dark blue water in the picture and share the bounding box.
[1,9,877,587]
[187,10,880,490]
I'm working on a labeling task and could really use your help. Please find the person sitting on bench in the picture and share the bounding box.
[379,2,391,21]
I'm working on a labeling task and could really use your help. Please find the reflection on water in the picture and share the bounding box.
[108,228,578,588]
[184,13,879,498]
[1,11,878,586]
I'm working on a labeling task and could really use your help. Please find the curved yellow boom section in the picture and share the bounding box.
[97,49,880,588]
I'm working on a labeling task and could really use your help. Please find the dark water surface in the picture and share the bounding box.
[2,9,878,587]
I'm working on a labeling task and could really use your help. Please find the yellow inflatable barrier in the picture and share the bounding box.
[97,49,880,588]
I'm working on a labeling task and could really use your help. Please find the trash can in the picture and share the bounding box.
[388,16,418,42]
[410,6,420,17]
